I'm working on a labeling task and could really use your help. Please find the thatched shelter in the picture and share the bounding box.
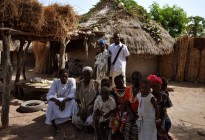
[0,0,78,128]
[72,0,175,78]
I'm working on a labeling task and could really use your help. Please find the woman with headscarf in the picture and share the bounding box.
[45,69,77,134]
[72,66,99,131]
[94,39,110,83]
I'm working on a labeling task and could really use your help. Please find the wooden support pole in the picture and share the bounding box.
[15,40,25,84]
[14,40,25,98]
[84,36,88,58]
[59,39,70,70]
[22,41,31,80]
[1,23,13,128]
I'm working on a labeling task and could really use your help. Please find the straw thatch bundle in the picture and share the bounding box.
[187,37,205,83]
[0,0,19,21]
[199,49,205,83]
[42,4,77,40]
[159,53,174,79]
[32,41,50,74]
[1,1,77,40]
[187,40,200,82]
[175,35,190,81]
[194,37,205,50]
[0,0,43,32]
[16,0,44,32]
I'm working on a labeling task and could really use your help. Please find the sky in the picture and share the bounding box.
[39,0,205,18]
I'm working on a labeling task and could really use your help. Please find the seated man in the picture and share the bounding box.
[72,66,99,131]
[45,69,77,134]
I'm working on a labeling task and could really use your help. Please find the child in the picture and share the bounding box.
[137,79,160,140]
[161,77,173,140]
[147,75,173,140]
[93,86,116,140]
[123,71,142,140]
[111,74,130,140]
[161,77,173,108]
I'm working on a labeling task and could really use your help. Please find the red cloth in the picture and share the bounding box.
[147,75,162,88]
[125,86,139,112]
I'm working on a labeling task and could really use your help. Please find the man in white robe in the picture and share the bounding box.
[45,69,77,134]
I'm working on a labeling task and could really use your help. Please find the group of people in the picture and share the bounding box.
[45,32,173,140]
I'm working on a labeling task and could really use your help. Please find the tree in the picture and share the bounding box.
[149,2,188,37]
[187,16,205,37]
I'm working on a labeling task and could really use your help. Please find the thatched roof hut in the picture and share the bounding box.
[79,0,174,55]
[73,0,175,78]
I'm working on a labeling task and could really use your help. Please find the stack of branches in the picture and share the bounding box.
[42,4,77,40]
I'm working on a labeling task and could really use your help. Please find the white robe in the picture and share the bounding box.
[45,78,77,125]
[137,93,157,140]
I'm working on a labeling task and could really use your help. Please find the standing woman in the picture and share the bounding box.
[45,69,77,134]
[72,66,99,131]
[124,71,142,140]
[94,39,110,83]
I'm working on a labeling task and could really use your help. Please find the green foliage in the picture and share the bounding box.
[142,22,162,43]
[149,2,188,37]
[187,16,205,37]
[115,0,149,21]
[79,0,150,23]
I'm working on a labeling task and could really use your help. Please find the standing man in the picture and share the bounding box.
[108,32,130,87]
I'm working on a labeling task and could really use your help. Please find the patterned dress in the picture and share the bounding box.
[124,86,139,140]
[111,87,129,139]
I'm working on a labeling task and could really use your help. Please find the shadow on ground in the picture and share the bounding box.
[0,114,94,140]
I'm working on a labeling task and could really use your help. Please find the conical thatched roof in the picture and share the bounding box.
[79,0,175,55]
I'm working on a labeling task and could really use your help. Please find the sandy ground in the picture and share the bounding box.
[0,69,205,140]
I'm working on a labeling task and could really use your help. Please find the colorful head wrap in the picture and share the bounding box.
[82,66,93,73]
[147,75,162,88]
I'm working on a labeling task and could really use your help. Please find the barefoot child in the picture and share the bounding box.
[93,86,116,140]
[137,79,160,140]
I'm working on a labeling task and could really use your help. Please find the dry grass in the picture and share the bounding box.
[16,0,44,32]
[0,0,19,20]
[32,41,50,74]
[175,35,190,81]
[42,3,77,40]
[0,1,77,40]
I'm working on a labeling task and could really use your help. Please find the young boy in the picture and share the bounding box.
[94,86,116,140]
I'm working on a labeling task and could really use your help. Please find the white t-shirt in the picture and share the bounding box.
[108,42,130,73]
[94,95,116,122]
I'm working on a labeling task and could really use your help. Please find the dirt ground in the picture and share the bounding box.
[0,69,205,140]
